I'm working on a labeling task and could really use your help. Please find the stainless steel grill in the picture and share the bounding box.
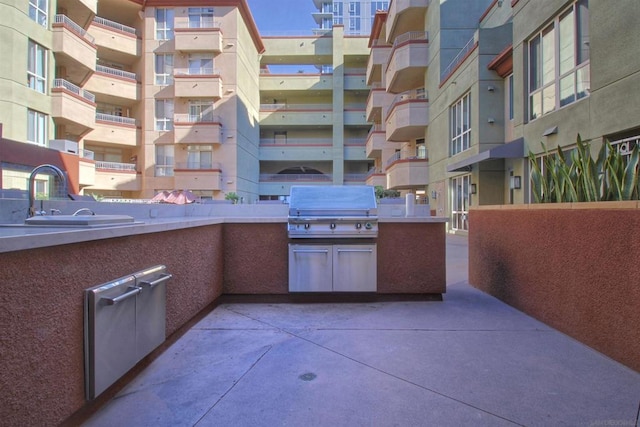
[287,185,378,239]
[287,186,378,292]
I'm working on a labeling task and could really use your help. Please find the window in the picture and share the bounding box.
[450,92,471,155]
[155,54,174,85]
[27,40,47,93]
[155,8,174,40]
[528,0,589,120]
[186,145,213,169]
[29,0,47,27]
[188,55,214,75]
[451,174,471,231]
[27,109,47,146]
[508,74,514,121]
[155,145,174,176]
[188,7,214,28]
[370,1,389,13]
[416,139,427,159]
[155,99,174,131]
[188,100,214,122]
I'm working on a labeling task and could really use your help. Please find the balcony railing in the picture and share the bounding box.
[96,161,136,171]
[93,16,136,36]
[260,173,332,182]
[368,123,385,136]
[175,162,220,170]
[81,149,95,160]
[386,89,428,118]
[385,151,428,168]
[260,138,331,146]
[366,168,383,178]
[392,31,428,49]
[96,113,136,125]
[54,14,95,44]
[174,114,221,124]
[96,65,136,81]
[442,35,476,81]
[175,20,221,29]
[344,138,366,146]
[260,103,332,111]
[344,173,367,182]
[53,79,95,103]
[174,68,220,76]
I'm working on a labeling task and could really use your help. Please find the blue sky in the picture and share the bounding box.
[246,0,317,35]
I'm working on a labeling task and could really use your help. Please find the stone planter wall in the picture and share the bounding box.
[469,203,640,373]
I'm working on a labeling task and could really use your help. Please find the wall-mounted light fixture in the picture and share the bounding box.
[487,85,495,92]
[487,117,495,124]
[470,183,477,194]
[510,176,522,189]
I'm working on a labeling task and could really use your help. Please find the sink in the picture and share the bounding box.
[24,215,136,227]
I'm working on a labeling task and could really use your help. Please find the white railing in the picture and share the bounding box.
[366,168,383,178]
[442,35,476,80]
[53,79,95,103]
[392,31,429,49]
[93,16,136,36]
[175,20,221,29]
[260,138,331,146]
[260,103,332,111]
[385,151,428,168]
[260,173,332,182]
[96,113,136,125]
[344,173,367,182]
[174,68,220,76]
[174,114,221,124]
[368,123,384,136]
[175,162,220,170]
[54,15,95,43]
[81,149,94,160]
[96,65,136,81]
[96,161,136,172]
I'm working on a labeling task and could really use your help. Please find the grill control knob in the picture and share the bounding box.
[365,222,372,230]
[355,223,362,229]
[330,223,336,229]
[304,223,310,230]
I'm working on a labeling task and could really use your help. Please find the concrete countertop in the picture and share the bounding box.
[0,215,447,254]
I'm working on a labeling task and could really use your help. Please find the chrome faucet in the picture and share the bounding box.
[72,208,95,216]
[27,164,67,218]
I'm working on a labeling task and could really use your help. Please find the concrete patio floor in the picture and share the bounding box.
[83,235,640,426]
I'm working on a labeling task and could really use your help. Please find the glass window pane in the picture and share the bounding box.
[542,85,556,114]
[530,91,542,120]
[576,0,590,64]
[541,25,555,85]
[559,9,575,75]
[529,35,540,91]
[576,65,590,99]
[560,74,575,106]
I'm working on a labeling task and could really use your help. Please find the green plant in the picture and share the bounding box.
[374,185,400,199]
[225,192,239,204]
[528,134,640,203]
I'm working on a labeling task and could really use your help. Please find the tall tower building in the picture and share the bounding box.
[312,0,389,35]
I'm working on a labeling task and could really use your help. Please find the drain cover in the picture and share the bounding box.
[298,372,317,381]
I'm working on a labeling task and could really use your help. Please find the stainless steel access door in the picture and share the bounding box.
[289,244,333,292]
[333,244,377,292]
[84,274,140,400]
[134,266,172,359]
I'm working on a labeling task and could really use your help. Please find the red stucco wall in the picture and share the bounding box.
[0,225,224,427]
[469,205,640,373]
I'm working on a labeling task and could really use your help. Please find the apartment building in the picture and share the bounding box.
[312,0,389,36]
[258,27,372,200]
[367,0,640,232]
[0,0,264,202]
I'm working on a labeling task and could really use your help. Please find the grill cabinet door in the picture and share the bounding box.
[289,244,333,292]
[333,244,377,292]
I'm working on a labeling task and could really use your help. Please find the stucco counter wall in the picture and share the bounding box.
[469,204,640,373]
[0,224,224,427]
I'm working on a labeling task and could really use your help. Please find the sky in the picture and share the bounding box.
[246,0,318,36]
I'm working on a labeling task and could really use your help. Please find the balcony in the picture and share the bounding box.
[259,104,333,126]
[52,14,97,84]
[260,139,332,161]
[385,90,429,142]
[260,173,332,183]
[366,42,391,85]
[260,73,332,93]
[51,79,96,136]
[174,114,223,144]
[365,168,386,187]
[344,108,367,126]
[90,17,139,59]
[386,0,429,42]
[385,32,429,94]
[366,124,386,159]
[174,162,222,191]
[86,114,138,147]
[344,70,367,91]
[84,65,139,102]
[93,161,140,191]
[174,69,223,99]
[174,21,223,52]
[385,152,429,189]
[366,84,393,122]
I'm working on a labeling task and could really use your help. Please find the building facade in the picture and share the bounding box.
[367,0,640,232]
[312,0,389,36]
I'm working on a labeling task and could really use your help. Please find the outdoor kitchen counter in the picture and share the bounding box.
[0,214,446,426]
